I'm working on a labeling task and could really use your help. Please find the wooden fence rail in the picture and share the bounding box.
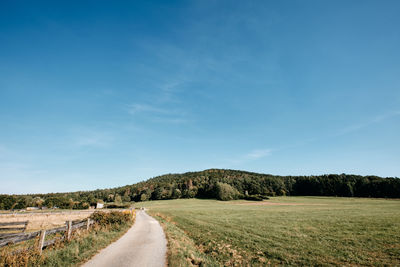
[0,222,28,226]
[0,221,28,233]
[0,218,94,254]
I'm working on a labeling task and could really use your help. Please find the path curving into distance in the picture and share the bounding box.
[82,210,167,267]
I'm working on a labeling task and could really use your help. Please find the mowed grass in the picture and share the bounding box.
[138,197,400,266]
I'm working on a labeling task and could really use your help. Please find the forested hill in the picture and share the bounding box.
[1,169,399,210]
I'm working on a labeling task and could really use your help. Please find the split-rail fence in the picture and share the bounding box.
[0,218,94,254]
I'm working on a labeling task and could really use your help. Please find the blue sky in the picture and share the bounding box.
[1,0,399,194]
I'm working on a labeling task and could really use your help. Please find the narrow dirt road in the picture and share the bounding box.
[82,210,167,267]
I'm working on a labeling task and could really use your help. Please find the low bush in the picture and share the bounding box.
[215,182,241,201]
[90,211,132,227]
[243,194,270,201]
[105,203,131,209]
[0,246,43,267]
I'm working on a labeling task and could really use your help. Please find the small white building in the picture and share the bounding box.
[96,203,104,209]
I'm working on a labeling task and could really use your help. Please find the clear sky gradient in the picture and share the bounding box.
[1,1,399,194]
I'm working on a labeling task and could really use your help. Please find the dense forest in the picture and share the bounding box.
[1,169,399,210]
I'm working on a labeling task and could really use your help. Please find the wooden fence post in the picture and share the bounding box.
[23,221,28,233]
[66,221,72,241]
[86,218,90,231]
[38,230,46,254]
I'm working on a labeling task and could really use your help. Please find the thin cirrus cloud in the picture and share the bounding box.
[245,149,272,159]
[127,103,189,124]
[73,132,114,148]
[128,103,170,115]
[226,148,272,166]
[336,110,400,136]
[151,117,188,124]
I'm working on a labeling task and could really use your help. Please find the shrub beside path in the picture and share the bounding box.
[82,210,167,267]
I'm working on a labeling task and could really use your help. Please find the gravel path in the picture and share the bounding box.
[82,210,167,267]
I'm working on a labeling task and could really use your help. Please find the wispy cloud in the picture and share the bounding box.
[267,110,400,155]
[226,148,273,166]
[156,80,186,103]
[159,80,184,93]
[72,131,114,148]
[336,110,400,136]
[151,117,189,124]
[127,101,189,124]
[245,149,272,159]
[128,103,170,115]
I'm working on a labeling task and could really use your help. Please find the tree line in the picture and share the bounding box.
[1,169,399,210]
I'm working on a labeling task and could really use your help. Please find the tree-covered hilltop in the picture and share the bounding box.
[1,169,399,210]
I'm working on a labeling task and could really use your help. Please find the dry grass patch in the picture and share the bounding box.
[0,210,95,231]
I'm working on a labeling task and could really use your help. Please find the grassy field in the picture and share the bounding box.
[137,197,400,266]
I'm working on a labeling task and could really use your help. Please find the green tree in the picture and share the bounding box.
[172,188,182,199]
[140,193,148,201]
[122,195,131,202]
[215,182,241,201]
[32,197,44,207]
[114,194,122,204]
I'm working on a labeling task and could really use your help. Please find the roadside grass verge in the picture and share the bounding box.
[41,222,132,266]
[151,212,218,267]
[140,197,400,266]
[0,211,134,267]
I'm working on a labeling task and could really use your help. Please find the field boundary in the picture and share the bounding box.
[0,210,95,217]
[0,218,94,254]
[0,221,28,233]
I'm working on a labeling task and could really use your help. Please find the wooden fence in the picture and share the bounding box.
[0,221,28,233]
[0,218,94,254]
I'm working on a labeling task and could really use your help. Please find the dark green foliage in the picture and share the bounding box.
[90,211,131,227]
[0,195,21,210]
[1,169,399,210]
[105,203,131,209]
[244,194,269,201]
[152,187,172,200]
[74,201,90,209]
[44,196,71,209]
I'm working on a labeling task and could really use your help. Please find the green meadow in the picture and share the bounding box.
[138,197,400,266]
